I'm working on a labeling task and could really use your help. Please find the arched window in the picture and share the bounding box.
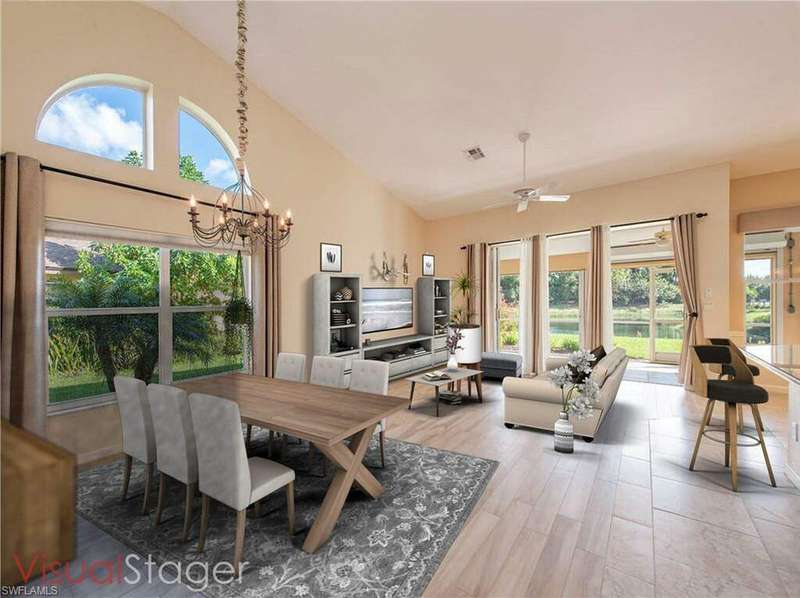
[178,99,238,189]
[37,76,150,167]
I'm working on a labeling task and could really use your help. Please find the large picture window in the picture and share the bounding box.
[45,236,249,406]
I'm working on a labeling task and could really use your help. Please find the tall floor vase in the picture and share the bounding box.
[554,411,574,453]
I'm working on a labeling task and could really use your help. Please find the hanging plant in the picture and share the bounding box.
[224,250,254,371]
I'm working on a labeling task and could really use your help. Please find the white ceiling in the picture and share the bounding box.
[150,1,800,219]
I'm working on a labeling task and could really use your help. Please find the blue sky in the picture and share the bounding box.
[37,85,237,188]
[179,110,237,188]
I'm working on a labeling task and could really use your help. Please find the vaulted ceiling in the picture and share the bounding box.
[151,1,800,219]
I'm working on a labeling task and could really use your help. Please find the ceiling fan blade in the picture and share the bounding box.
[482,200,513,211]
[517,198,529,213]
[538,194,570,203]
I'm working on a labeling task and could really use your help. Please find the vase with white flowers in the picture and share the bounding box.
[445,328,464,371]
[548,349,601,453]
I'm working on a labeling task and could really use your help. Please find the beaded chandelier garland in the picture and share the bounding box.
[188,0,293,249]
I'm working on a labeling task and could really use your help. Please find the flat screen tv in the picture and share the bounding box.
[361,287,413,333]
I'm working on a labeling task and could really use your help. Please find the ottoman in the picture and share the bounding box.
[481,352,523,380]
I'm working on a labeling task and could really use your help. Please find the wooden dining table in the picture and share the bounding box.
[176,372,408,553]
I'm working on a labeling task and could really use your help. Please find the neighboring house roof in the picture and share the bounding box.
[45,240,118,273]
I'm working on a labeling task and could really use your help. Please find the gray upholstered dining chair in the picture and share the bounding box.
[349,359,390,468]
[310,355,346,388]
[147,384,198,540]
[190,393,295,576]
[307,356,347,475]
[246,352,308,451]
[115,376,156,515]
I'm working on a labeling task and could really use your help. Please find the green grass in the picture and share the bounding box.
[745,308,771,324]
[549,332,682,360]
[48,356,243,404]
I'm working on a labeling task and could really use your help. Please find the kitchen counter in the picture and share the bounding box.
[744,344,800,489]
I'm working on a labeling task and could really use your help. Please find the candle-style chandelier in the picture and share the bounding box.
[188,0,293,249]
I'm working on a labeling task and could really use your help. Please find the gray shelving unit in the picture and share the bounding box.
[312,273,362,381]
[416,277,452,366]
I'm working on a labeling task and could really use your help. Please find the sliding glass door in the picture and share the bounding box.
[612,264,683,362]
[549,270,584,354]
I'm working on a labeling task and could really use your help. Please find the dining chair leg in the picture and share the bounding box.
[197,494,210,552]
[155,472,167,525]
[281,434,288,461]
[142,462,154,515]
[233,509,247,577]
[286,482,295,535]
[121,454,132,502]
[751,405,777,487]
[408,382,416,410]
[727,402,738,491]
[690,399,713,471]
[182,482,196,541]
[379,430,386,468]
[737,404,744,433]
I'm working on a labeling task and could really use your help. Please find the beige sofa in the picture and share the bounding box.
[502,348,628,440]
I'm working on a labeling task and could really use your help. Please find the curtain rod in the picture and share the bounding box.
[459,213,708,249]
[37,163,258,217]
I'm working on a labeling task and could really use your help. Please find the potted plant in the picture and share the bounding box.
[548,350,601,453]
[224,251,254,372]
[450,272,481,364]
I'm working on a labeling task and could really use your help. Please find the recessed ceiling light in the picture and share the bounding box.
[464,146,485,161]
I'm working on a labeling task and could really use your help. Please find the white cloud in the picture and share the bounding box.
[203,157,236,187]
[38,92,143,160]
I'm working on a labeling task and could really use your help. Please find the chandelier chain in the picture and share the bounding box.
[235,0,249,159]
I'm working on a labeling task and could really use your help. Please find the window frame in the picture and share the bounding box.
[178,97,243,190]
[36,74,154,169]
[45,222,251,414]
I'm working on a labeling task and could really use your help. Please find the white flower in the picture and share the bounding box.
[549,365,571,388]
[294,585,310,596]
[567,349,595,375]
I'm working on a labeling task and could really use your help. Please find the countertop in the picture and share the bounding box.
[743,344,800,384]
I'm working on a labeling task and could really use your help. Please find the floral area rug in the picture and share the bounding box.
[77,432,497,597]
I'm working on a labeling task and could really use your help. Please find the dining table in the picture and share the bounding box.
[176,372,408,552]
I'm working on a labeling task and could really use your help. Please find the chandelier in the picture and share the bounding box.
[188,0,293,249]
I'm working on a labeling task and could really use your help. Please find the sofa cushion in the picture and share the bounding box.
[591,347,626,386]
[482,352,523,370]
[591,345,607,365]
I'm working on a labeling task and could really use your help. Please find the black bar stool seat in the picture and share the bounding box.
[706,380,768,404]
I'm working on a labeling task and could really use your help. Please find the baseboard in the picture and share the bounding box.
[785,463,800,490]
[78,446,120,467]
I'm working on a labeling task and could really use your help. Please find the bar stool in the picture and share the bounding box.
[708,338,762,432]
[689,345,776,491]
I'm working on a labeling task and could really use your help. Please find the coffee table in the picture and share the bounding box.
[407,368,483,417]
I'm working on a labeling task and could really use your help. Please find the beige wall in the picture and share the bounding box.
[425,164,732,338]
[2,1,426,460]
[729,169,800,392]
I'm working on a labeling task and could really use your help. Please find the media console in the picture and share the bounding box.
[312,274,452,382]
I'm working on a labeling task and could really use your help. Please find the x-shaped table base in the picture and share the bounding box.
[302,423,381,552]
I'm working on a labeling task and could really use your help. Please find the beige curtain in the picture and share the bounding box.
[472,242,493,351]
[264,215,281,377]
[1,153,47,435]
[585,225,606,348]
[671,213,703,388]
[519,235,544,375]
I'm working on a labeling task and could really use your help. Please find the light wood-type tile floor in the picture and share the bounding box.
[29,376,798,597]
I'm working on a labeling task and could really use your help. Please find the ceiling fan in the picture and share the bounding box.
[486,132,570,213]
[623,227,673,248]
